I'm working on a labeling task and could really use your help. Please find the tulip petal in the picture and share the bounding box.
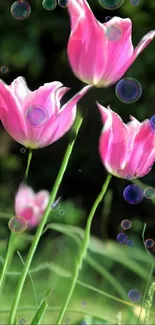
[15,184,34,215]
[19,205,41,227]
[97,103,128,171]
[0,80,27,143]
[10,77,31,104]
[132,30,155,62]
[34,190,50,210]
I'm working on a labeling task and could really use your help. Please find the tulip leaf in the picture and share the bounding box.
[30,287,52,325]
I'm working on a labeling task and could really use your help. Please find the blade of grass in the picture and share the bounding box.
[30,288,51,325]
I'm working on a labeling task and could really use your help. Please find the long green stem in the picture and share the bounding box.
[0,232,17,296]
[56,174,112,325]
[24,149,33,181]
[8,114,83,324]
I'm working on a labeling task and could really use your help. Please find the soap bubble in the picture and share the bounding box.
[58,0,69,8]
[123,184,144,204]
[51,197,61,210]
[130,0,139,5]
[98,0,124,10]
[144,187,155,199]
[9,216,27,233]
[59,209,65,215]
[105,16,112,22]
[20,147,26,154]
[65,318,71,324]
[126,240,133,246]
[144,238,154,249]
[125,174,133,180]
[0,66,9,74]
[78,169,82,172]
[81,300,87,306]
[25,105,49,127]
[11,1,31,20]
[121,219,132,230]
[19,318,27,325]
[81,322,87,325]
[117,233,127,244]
[128,289,142,302]
[115,78,142,104]
[149,115,155,133]
[42,0,57,10]
[106,25,122,42]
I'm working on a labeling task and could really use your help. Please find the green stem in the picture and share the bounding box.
[0,232,17,296]
[8,114,83,325]
[24,149,33,181]
[56,174,112,325]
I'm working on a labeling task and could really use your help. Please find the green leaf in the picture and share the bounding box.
[30,288,52,325]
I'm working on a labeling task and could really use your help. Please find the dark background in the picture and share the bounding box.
[0,0,155,248]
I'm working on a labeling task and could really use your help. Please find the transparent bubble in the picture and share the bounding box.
[42,0,57,10]
[0,66,9,74]
[98,0,124,10]
[105,25,122,42]
[128,289,142,302]
[123,184,144,205]
[105,16,112,22]
[78,169,82,172]
[25,105,49,127]
[20,147,26,154]
[125,174,133,180]
[65,318,71,324]
[126,239,133,246]
[130,0,139,5]
[51,202,60,211]
[59,209,65,215]
[58,0,69,8]
[19,318,27,325]
[144,187,155,199]
[121,219,132,230]
[144,238,154,249]
[115,78,142,104]
[116,233,127,244]
[81,300,87,306]
[9,216,27,233]
[81,322,87,325]
[149,115,155,133]
[11,1,31,20]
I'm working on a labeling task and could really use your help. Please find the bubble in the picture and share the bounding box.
[105,16,112,22]
[116,233,127,244]
[81,322,87,325]
[59,209,65,215]
[130,0,139,5]
[51,202,60,211]
[121,219,132,230]
[105,25,122,42]
[125,174,133,180]
[0,66,9,74]
[115,78,142,104]
[98,0,124,10]
[149,115,155,133]
[78,169,82,172]
[20,147,26,154]
[65,318,71,324]
[58,0,69,8]
[9,216,27,233]
[11,1,31,20]
[123,184,144,205]
[25,105,49,127]
[128,289,142,302]
[42,0,57,10]
[19,319,27,325]
[81,300,87,306]
[126,240,133,246]
[144,187,155,199]
[144,238,154,249]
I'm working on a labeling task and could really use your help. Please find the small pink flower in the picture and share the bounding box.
[0,77,91,149]
[97,103,155,179]
[15,184,50,227]
[67,0,155,87]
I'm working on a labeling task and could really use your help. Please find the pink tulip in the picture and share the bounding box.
[97,104,155,179]
[67,0,155,87]
[0,77,91,149]
[15,184,50,227]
